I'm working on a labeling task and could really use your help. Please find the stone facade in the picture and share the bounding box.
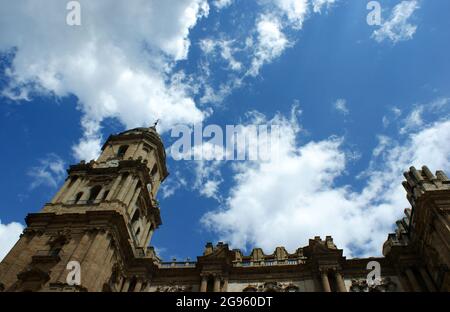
[0,127,448,292]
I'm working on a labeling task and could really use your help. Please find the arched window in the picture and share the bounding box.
[88,185,102,204]
[74,192,83,204]
[117,145,129,158]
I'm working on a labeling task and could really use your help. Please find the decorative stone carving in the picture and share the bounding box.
[349,277,397,292]
[243,282,299,292]
[156,285,193,292]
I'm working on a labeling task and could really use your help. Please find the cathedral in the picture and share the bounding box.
[0,126,448,292]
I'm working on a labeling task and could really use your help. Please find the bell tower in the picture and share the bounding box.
[0,126,168,292]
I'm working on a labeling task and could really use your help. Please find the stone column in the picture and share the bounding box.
[70,232,91,262]
[213,276,221,292]
[106,175,123,201]
[95,187,107,202]
[321,271,331,292]
[115,276,123,292]
[82,231,110,290]
[405,268,421,292]
[80,187,91,202]
[143,282,151,292]
[124,179,140,206]
[200,276,208,292]
[222,277,228,292]
[128,188,141,215]
[63,177,83,203]
[134,280,143,292]
[121,279,130,292]
[141,221,153,246]
[51,178,72,203]
[335,271,347,292]
[117,175,133,202]
[419,268,437,292]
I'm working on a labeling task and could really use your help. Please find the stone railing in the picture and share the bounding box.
[159,262,197,269]
[233,259,303,267]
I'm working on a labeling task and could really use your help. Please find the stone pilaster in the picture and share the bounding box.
[335,271,347,292]
[213,276,221,292]
[106,175,123,201]
[200,276,208,292]
[320,271,331,292]
[405,268,422,292]
[419,268,437,292]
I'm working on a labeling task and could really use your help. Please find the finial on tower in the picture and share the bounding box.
[152,119,160,128]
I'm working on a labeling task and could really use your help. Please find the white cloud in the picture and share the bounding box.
[334,98,349,115]
[372,135,392,157]
[160,171,187,199]
[400,106,424,134]
[270,0,309,28]
[400,97,449,134]
[213,0,233,10]
[312,0,337,13]
[202,106,450,257]
[382,106,402,128]
[199,39,242,71]
[372,0,420,43]
[198,0,337,104]
[248,15,291,76]
[28,154,66,189]
[0,220,24,261]
[191,143,227,200]
[0,0,210,161]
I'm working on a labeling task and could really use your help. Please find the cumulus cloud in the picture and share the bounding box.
[202,105,450,257]
[0,220,24,261]
[372,0,420,43]
[28,154,66,189]
[0,0,210,161]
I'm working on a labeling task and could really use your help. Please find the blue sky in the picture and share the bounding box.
[1,0,450,261]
